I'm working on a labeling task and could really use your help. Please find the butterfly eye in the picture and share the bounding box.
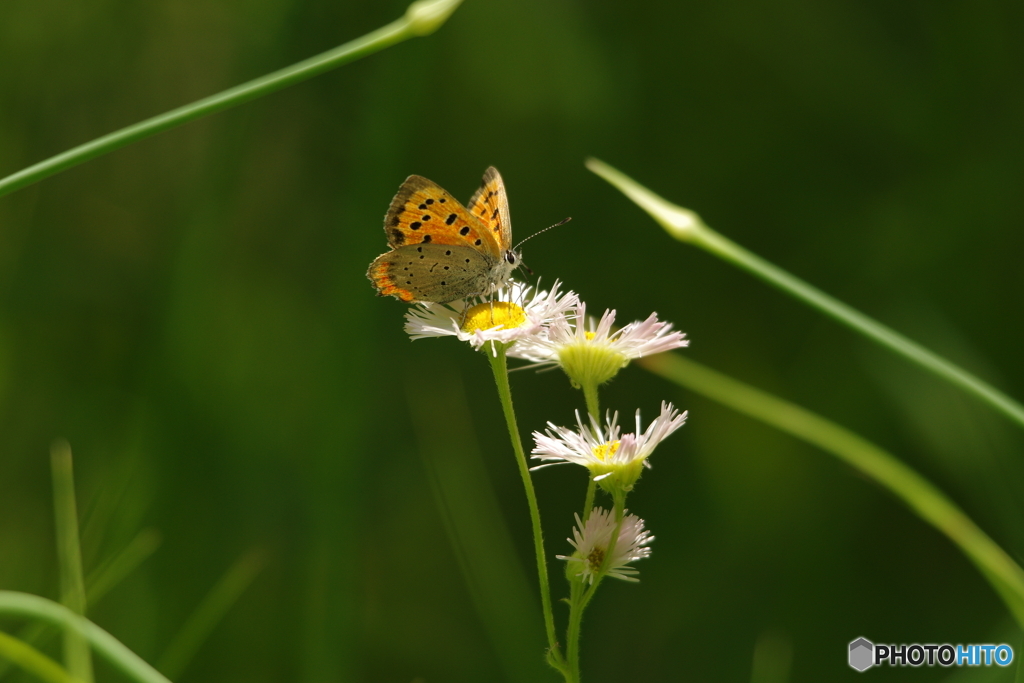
[505,252,517,264]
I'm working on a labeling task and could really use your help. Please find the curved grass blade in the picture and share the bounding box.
[641,352,1024,627]
[0,0,464,199]
[0,592,172,683]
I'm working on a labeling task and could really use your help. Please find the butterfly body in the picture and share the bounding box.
[367,167,519,304]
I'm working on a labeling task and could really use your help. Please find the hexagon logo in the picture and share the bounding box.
[849,637,874,671]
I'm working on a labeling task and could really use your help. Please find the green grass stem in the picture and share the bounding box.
[0,630,81,683]
[84,529,162,606]
[586,158,1024,431]
[0,528,163,681]
[50,440,93,683]
[0,592,172,683]
[641,352,1024,627]
[156,547,267,680]
[0,0,464,198]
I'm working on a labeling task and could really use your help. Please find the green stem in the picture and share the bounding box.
[580,382,600,525]
[487,346,565,672]
[0,592,172,683]
[641,352,1024,626]
[50,441,93,683]
[580,480,597,524]
[0,529,163,681]
[0,630,80,683]
[581,382,601,423]
[564,579,584,683]
[586,157,1024,431]
[0,0,464,199]
[566,492,626,683]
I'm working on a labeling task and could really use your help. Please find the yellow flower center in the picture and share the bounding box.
[586,547,605,569]
[584,331,596,341]
[591,440,621,461]
[461,302,527,334]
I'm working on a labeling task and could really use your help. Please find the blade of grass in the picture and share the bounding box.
[0,592,172,683]
[0,528,163,681]
[0,0,464,198]
[0,631,80,683]
[50,440,94,683]
[84,528,162,606]
[586,157,1024,431]
[156,547,267,680]
[641,352,1024,627]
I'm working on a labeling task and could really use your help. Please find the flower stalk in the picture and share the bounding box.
[486,346,565,673]
[564,496,642,683]
[400,278,687,678]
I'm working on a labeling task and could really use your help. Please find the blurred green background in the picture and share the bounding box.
[2,0,1023,681]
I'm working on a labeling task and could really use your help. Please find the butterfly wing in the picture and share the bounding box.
[383,175,502,259]
[466,166,512,251]
[370,174,507,303]
[368,243,495,303]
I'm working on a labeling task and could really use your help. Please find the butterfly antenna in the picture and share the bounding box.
[513,217,571,252]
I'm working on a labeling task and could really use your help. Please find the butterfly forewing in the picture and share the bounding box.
[384,175,502,260]
[466,166,512,251]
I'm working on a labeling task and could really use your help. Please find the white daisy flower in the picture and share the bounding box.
[532,401,687,492]
[558,508,653,584]
[508,301,688,386]
[404,279,578,353]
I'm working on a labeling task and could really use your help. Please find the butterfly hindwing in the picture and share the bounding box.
[383,175,502,260]
[368,243,493,304]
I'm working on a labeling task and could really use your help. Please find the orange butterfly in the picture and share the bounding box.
[367,167,520,304]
